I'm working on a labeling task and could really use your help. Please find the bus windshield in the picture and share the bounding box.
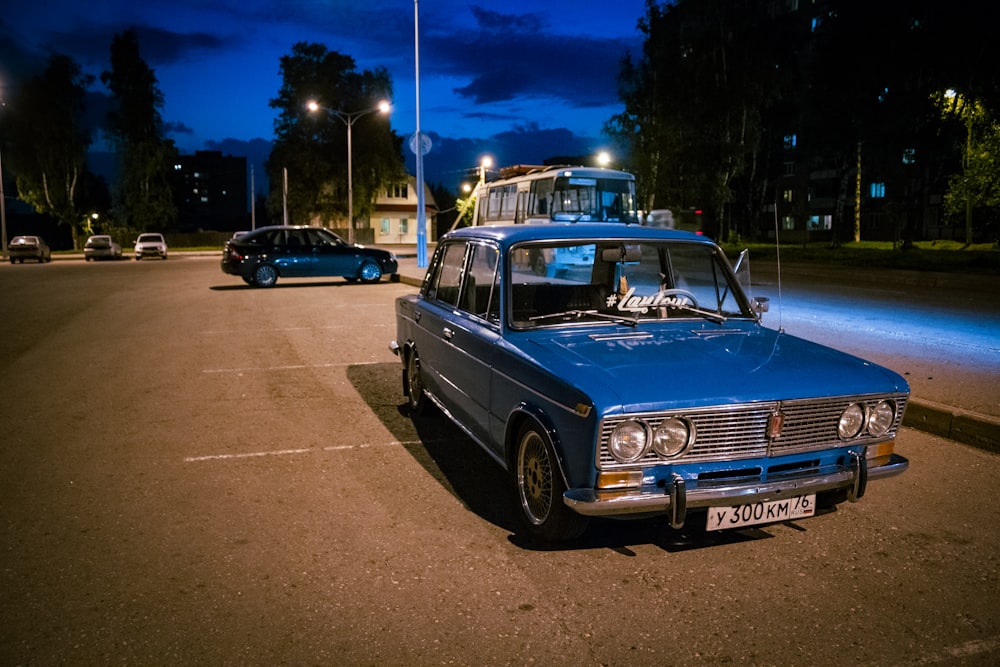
[550,176,637,223]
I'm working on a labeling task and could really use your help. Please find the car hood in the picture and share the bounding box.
[520,321,908,414]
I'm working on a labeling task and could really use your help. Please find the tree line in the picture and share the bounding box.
[3,30,177,249]
[607,0,1000,245]
[1,35,407,249]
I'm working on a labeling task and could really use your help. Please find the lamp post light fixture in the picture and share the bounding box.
[477,156,493,186]
[306,99,391,245]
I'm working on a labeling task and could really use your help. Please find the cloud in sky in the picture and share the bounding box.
[1,0,645,187]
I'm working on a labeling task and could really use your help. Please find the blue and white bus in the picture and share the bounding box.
[470,165,641,277]
[471,165,640,226]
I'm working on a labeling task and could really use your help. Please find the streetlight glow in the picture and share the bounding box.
[306,99,392,244]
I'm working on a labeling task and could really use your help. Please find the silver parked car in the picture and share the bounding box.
[84,235,123,261]
[134,233,168,260]
[8,236,52,264]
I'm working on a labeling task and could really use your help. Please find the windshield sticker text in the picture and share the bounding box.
[607,288,697,314]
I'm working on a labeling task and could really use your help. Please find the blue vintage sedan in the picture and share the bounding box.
[392,224,909,542]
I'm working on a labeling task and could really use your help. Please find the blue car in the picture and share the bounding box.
[392,224,909,542]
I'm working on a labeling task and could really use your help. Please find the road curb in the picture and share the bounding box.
[903,399,1000,454]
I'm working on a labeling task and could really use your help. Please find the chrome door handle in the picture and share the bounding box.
[443,327,455,340]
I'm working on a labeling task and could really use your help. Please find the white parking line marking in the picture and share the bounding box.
[183,440,425,462]
[202,360,382,374]
[905,636,1000,665]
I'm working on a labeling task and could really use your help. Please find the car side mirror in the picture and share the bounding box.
[752,296,770,316]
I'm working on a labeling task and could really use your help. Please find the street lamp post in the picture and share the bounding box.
[0,98,7,260]
[306,99,390,245]
[0,143,7,260]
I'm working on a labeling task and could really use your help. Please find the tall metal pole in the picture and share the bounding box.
[347,119,354,245]
[415,0,427,267]
[0,145,7,259]
[250,164,256,230]
[282,167,289,226]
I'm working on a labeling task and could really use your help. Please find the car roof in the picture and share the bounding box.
[443,223,713,247]
[247,225,326,232]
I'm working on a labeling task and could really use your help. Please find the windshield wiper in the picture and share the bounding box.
[529,309,639,327]
[666,304,727,324]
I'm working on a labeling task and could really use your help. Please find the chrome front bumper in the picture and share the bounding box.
[564,452,908,529]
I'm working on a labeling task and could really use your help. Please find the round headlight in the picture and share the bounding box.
[652,418,692,457]
[609,421,649,463]
[838,403,866,439]
[867,400,896,436]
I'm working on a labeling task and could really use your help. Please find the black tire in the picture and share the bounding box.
[359,260,382,283]
[253,263,278,288]
[514,422,589,543]
[405,347,428,415]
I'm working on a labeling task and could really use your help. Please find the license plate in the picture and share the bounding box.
[705,494,816,531]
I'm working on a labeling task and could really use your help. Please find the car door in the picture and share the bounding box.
[274,228,314,276]
[411,241,500,447]
[308,228,358,278]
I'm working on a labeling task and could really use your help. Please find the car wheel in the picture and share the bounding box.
[514,422,589,543]
[359,260,382,283]
[253,263,278,288]
[405,347,428,415]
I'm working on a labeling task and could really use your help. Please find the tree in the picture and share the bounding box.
[608,0,794,241]
[4,55,94,249]
[101,29,178,232]
[268,42,405,232]
[937,91,1000,243]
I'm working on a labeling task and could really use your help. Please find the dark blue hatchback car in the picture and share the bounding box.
[392,224,909,543]
[221,225,398,287]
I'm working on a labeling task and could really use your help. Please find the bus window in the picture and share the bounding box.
[487,186,503,220]
[552,177,598,220]
[531,178,553,216]
[501,184,517,217]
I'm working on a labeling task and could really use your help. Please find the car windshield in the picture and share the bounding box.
[509,239,753,328]
[138,235,161,242]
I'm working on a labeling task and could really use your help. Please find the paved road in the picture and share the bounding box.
[1,257,998,665]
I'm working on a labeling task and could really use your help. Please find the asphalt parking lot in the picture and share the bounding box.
[1,255,998,665]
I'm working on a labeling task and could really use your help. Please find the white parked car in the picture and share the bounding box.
[84,235,122,261]
[134,233,168,260]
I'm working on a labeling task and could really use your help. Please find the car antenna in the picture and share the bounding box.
[772,202,784,333]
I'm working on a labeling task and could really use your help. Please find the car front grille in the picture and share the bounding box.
[597,393,908,468]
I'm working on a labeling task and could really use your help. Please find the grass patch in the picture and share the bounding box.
[721,240,1000,274]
